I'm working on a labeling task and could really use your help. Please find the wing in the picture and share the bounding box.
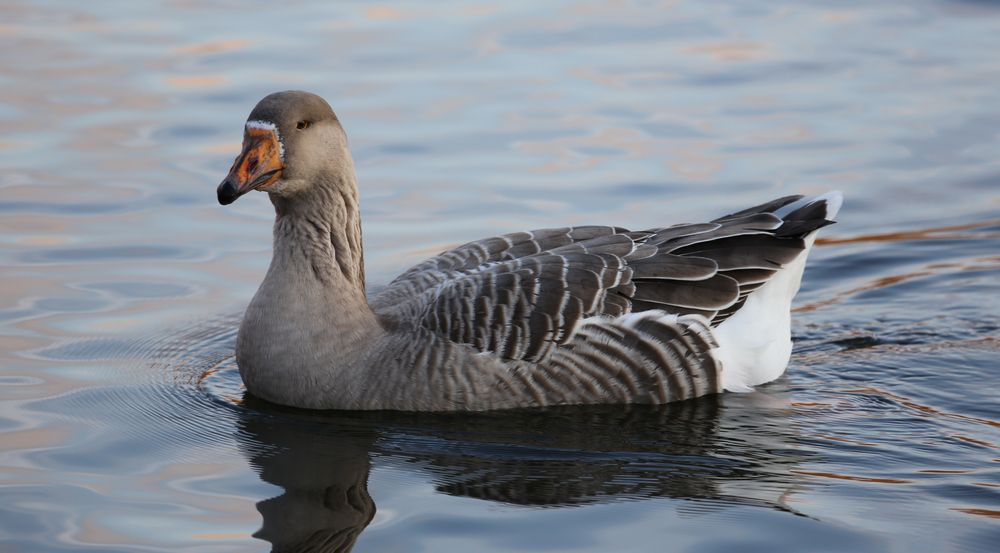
[374,229,650,361]
[369,226,627,321]
[371,195,835,362]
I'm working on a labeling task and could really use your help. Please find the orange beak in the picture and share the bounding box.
[217,124,285,205]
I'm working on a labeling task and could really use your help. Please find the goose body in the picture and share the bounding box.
[218,91,841,411]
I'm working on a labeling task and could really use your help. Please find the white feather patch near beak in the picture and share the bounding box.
[245,120,284,160]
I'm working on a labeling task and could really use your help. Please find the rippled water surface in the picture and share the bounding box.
[2,1,999,551]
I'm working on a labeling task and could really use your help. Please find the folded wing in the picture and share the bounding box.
[372,195,833,364]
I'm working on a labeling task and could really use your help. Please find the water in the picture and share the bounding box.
[2,0,999,550]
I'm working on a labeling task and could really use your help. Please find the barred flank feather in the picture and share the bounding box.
[547,312,722,404]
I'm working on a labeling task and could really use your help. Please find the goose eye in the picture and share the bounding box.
[296,120,310,130]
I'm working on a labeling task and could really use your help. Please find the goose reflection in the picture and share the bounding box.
[236,404,376,553]
[236,394,811,552]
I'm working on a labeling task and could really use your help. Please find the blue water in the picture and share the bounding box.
[1,1,999,551]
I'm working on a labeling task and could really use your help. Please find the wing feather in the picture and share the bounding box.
[528,313,723,405]
[632,273,740,310]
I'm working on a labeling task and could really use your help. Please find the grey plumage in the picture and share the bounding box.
[221,91,840,412]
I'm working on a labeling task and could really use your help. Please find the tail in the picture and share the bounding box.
[715,191,842,392]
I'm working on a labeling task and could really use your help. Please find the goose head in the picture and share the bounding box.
[217,90,348,205]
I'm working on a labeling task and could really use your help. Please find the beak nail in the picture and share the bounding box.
[217,178,240,205]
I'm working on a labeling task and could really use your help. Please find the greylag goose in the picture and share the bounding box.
[217,91,842,411]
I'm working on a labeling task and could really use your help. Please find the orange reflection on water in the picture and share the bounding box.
[816,219,1000,246]
[794,270,932,313]
[790,470,911,484]
[822,10,859,23]
[683,41,768,62]
[795,245,999,314]
[366,5,405,19]
[165,75,227,88]
[814,434,879,447]
[0,426,73,454]
[192,533,252,540]
[201,142,241,155]
[174,39,249,56]
[845,386,1000,433]
[951,434,996,449]
[951,508,1000,519]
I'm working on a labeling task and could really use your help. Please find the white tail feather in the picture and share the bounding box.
[715,192,841,392]
[773,190,843,220]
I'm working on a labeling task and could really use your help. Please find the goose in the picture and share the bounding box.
[216,90,842,411]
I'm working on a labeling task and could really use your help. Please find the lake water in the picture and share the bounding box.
[2,0,999,551]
